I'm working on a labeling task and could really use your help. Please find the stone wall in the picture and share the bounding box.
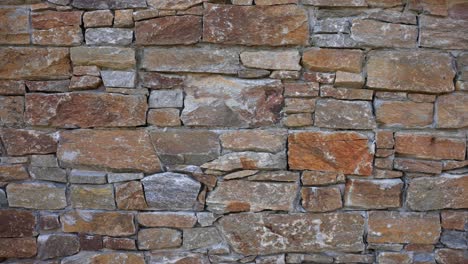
[0,0,467,263]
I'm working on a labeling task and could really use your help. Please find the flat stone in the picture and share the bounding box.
[138,228,181,250]
[394,158,442,174]
[377,252,412,264]
[0,47,71,80]
[62,252,145,264]
[69,170,106,184]
[115,181,147,210]
[436,249,466,264]
[114,9,133,27]
[287,253,334,264]
[72,0,147,9]
[351,19,417,48]
[334,71,364,88]
[0,8,30,44]
[83,10,113,27]
[407,174,468,211]
[320,86,373,100]
[149,89,183,108]
[368,211,440,244]
[1,128,57,156]
[441,230,467,249]
[86,28,133,45]
[101,71,135,88]
[375,100,433,128]
[0,80,26,95]
[0,238,37,259]
[302,171,345,186]
[147,108,181,127]
[303,0,367,6]
[107,172,143,183]
[7,182,66,209]
[201,152,287,172]
[436,92,468,128]
[69,76,101,90]
[420,15,468,50]
[206,180,297,213]
[303,48,363,73]
[26,80,69,93]
[315,99,375,129]
[301,186,343,212]
[103,237,136,250]
[38,234,79,260]
[284,98,316,113]
[0,209,35,237]
[70,46,135,70]
[240,50,301,71]
[183,227,223,250]
[367,50,455,93]
[314,17,351,34]
[203,4,308,46]
[284,82,320,98]
[39,214,61,231]
[32,26,82,46]
[0,164,29,182]
[141,47,240,74]
[219,212,365,255]
[394,132,466,160]
[139,72,184,89]
[58,129,161,173]
[0,96,24,127]
[147,0,202,9]
[136,15,201,45]
[142,172,201,210]
[181,75,283,127]
[441,210,468,230]
[71,184,115,210]
[137,212,196,228]
[220,130,287,153]
[26,93,146,128]
[30,167,67,183]
[344,179,403,209]
[367,9,416,24]
[62,210,136,236]
[283,113,313,127]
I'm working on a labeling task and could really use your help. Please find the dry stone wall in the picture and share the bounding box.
[0,0,467,263]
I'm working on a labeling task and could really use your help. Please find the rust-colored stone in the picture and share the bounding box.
[344,179,403,209]
[115,181,148,210]
[0,164,29,182]
[61,210,136,236]
[301,186,343,212]
[436,92,468,128]
[136,15,201,45]
[0,209,35,238]
[303,48,363,73]
[0,8,30,44]
[137,212,197,228]
[375,100,433,128]
[1,129,57,156]
[394,132,466,160]
[0,238,37,258]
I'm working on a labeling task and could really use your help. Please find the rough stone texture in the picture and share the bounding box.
[7,182,67,209]
[136,16,201,45]
[0,209,35,237]
[101,71,135,88]
[138,228,182,250]
[0,164,29,182]
[0,96,24,127]
[1,128,57,156]
[201,152,287,172]
[83,10,113,27]
[240,50,301,71]
[436,92,468,128]
[375,100,434,128]
[70,47,135,70]
[147,0,203,10]
[344,179,403,209]
[420,15,468,50]
[351,19,417,48]
[70,184,115,210]
[0,8,30,44]
[315,99,376,129]
[72,0,147,9]
[62,210,136,236]
[303,48,363,73]
[220,130,287,153]
[137,212,197,228]
[0,238,37,258]
[37,234,80,260]
[62,252,145,264]
[301,186,343,212]
[115,181,147,210]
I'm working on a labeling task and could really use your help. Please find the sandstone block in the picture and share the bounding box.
[62,210,136,236]
[7,182,66,209]
[71,184,115,210]
[136,15,201,45]
[315,99,375,129]
[394,132,466,160]
[303,48,363,73]
[344,179,403,209]
[70,46,135,70]
[301,186,343,212]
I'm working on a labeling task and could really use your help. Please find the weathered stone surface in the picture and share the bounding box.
[284,82,320,98]
[0,209,35,237]
[303,0,367,6]
[69,170,106,184]
[0,96,24,127]
[207,180,297,213]
[334,71,364,88]
[142,172,201,210]
[138,228,181,250]
[103,237,136,250]
[0,8,30,44]
[33,26,82,46]
[150,130,219,165]
[289,132,374,175]
[32,11,81,29]
[0,80,25,95]
[183,227,223,250]
[62,210,135,236]
[72,0,147,9]
[436,92,468,128]
[303,48,363,73]
[39,214,60,231]
[26,80,69,93]
[70,47,135,70]
[0,190,6,208]
[301,186,343,212]
[58,130,161,173]
[139,72,184,89]
[394,158,442,174]
[69,76,101,91]
[0,47,71,79]
[302,171,345,185]
[394,132,466,161]
[7,182,66,209]
[377,252,412,264]
[62,252,145,264]
[71,184,115,210]
[315,99,375,129]
[441,230,467,249]
[344,179,403,209]
[37,234,79,260]
[26,93,146,128]
[137,212,196,228]
[0,164,29,182]
[107,172,143,183]
[284,98,316,113]
[203,4,308,46]
[79,234,103,251]
[141,47,240,74]
[83,10,113,27]
[136,16,201,45]
[101,71,135,88]
[351,19,417,48]
[420,15,468,50]
[0,238,37,259]
[30,167,67,183]
[147,108,181,127]
[435,249,466,264]
[86,28,133,46]
[368,211,440,244]
[1,129,57,156]
[147,0,202,9]
[149,89,183,108]
[202,152,287,172]
[441,210,468,230]
[367,50,455,93]
[220,130,287,153]
[320,86,373,100]
[219,212,365,255]
[181,75,283,127]
[407,174,468,211]
[375,100,433,128]
[241,50,301,71]
[114,9,133,27]
[115,181,147,210]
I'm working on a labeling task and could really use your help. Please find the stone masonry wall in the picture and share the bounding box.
[0,0,467,263]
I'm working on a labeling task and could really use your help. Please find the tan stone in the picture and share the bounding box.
[377,252,412,264]
[420,15,468,50]
[394,158,442,174]
[344,179,403,209]
[351,19,417,48]
[114,9,133,27]
[115,181,148,210]
[83,10,113,27]
[0,80,25,95]
[409,0,448,16]
[284,82,320,97]
[436,92,468,128]
[0,8,30,44]
[147,0,203,10]
[441,210,468,230]
[7,182,67,209]
[201,152,287,172]
[220,130,287,153]
[0,164,29,182]
[137,212,196,228]
[302,171,345,185]
[302,0,367,6]
[376,130,394,149]
[136,15,201,45]
[71,184,115,210]
[1,129,57,156]
[375,100,434,128]
[283,113,313,127]
[70,46,135,70]
[320,86,373,100]
[0,238,37,258]
[62,210,136,236]
[334,71,365,88]
[395,132,466,160]
[315,99,376,129]
[435,249,466,264]
[240,50,301,71]
[103,237,136,250]
[284,98,316,113]
[147,108,181,127]
[303,48,363,73]
[301,186,343,212]
[138,228,181,250]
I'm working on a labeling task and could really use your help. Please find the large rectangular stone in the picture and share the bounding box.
[420,15,468,50]
[61,210,136,236]
[70,46,135,70]
[350,19,417,48]
[6,182,67,210]
[72,0,147,9]
[136,16,201,45]
[395,132,466,160]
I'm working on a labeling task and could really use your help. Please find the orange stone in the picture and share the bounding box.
[395,132,466,160]
[303,48,363,73]
[61,210,136,236]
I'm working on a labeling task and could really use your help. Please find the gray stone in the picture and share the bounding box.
[149,89,183,108]
[420,15,468,50]
[70,184,115,210]
[38,234,80,260]
[101,71,136,88]
[147,0,203,10]
[72,0,147,9]
[142,172,201,210]
[201,152,287,172]
[86,28,133,46]
[312,33,356,48]
[26,80,70,93]
[107,172,144,183]
[287,253,334,264]
[7,182,67,209]
[69,169,107,184]
[0,190,7,208]
[350,19,417,48]
[30,167,67,183]
[30,155,59,167]
[441,230,467,249]
[315,99,376,129]
[138,228,181,250]
[196,212,219,227]
[314,18,351,33]
[183,227,223,250]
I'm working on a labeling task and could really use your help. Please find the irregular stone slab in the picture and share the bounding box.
[351,19,417,48]
[0,164,29,182]
[420,15,468,50]
[0,80,25,95]
[367,50,455,93]
[436,249,466,264]
[394,158,442,174]
[101,71,135,88]
[181,75,283,127]
[69,75,101,91]
[38,234,79,260]
[301,186,343,212]
[1,128,57,156]
[26,80,70,93]
[315,99,375,129]
[30,167,67,183]
[368,211,440,244]
[57,129,162,173]
[0,238,37,259]
[302,171,345,186]
[0,8,30,44]
[70,46,135,70]
[33,26,83,46]
[441,210,468,230]
[7,182,66,209]
[25,93,147,128]
[0,96,23,127]
[206,180,297,213]
[150,130,220,165]
[302,0,367,6]
[375,100,433,128]
[142,172,201,210]
[320,86,373,100]
[62,252,145,264]
[136,16,201,45]
[103,237,135,250]
[31,11,82,29]
[138,228,181,250]
[249,171,299,182]
[141,47,240,74]
[344,179,403,209]
[148,109,180,127]
[203,4,309,46]
[137,212,197,228]
[407,174,468,211]
[147,0,203,10]
[409,0,447,15]
[62,210,136,236]
[441,230,467,249]
[220,130,287,153]
[183,227,223,250]
[302,48,363,73]
[201,152,287,172]
[436,92,468,128]
[86,28,133,45]
[288,132,374,176]
[394,132,466,160]
[219,212,365,255]
[0,47,71,79]
[70,184,115,210]
[115,181,148,210]
[72,0,147,9]
[240,50,301,71]
[0,209,35,237]
[377,252,412,264]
